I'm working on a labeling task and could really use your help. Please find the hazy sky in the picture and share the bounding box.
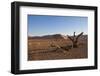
[28,15,88,36]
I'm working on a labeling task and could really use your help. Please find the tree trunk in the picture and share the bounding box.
[67,32,83,48]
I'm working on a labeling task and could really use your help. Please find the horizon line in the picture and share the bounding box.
[28,33,88,37]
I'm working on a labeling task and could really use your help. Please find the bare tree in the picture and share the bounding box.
[67,32,83,48]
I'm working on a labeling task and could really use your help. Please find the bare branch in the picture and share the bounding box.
[74,32,76,37]
[67,35,74,42]
[76,32,83,41]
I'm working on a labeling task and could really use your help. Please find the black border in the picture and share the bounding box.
[11,1,98,74]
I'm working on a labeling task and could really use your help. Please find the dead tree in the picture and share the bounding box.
[67,32,83,48]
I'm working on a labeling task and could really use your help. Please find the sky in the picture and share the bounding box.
[28,15,88,36]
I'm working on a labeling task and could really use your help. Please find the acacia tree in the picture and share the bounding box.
[67,32,83,48]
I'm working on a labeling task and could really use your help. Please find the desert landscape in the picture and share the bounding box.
[28,32,88,61]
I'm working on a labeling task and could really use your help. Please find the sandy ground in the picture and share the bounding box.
[28,37,88,61]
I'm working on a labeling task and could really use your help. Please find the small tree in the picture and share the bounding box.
[67,32,83,48]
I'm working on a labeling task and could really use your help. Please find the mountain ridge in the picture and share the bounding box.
[28,34,68,40]
[28,34,87,40]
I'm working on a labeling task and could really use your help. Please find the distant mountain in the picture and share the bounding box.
[28,34,87,40]
[28,34,68,40]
